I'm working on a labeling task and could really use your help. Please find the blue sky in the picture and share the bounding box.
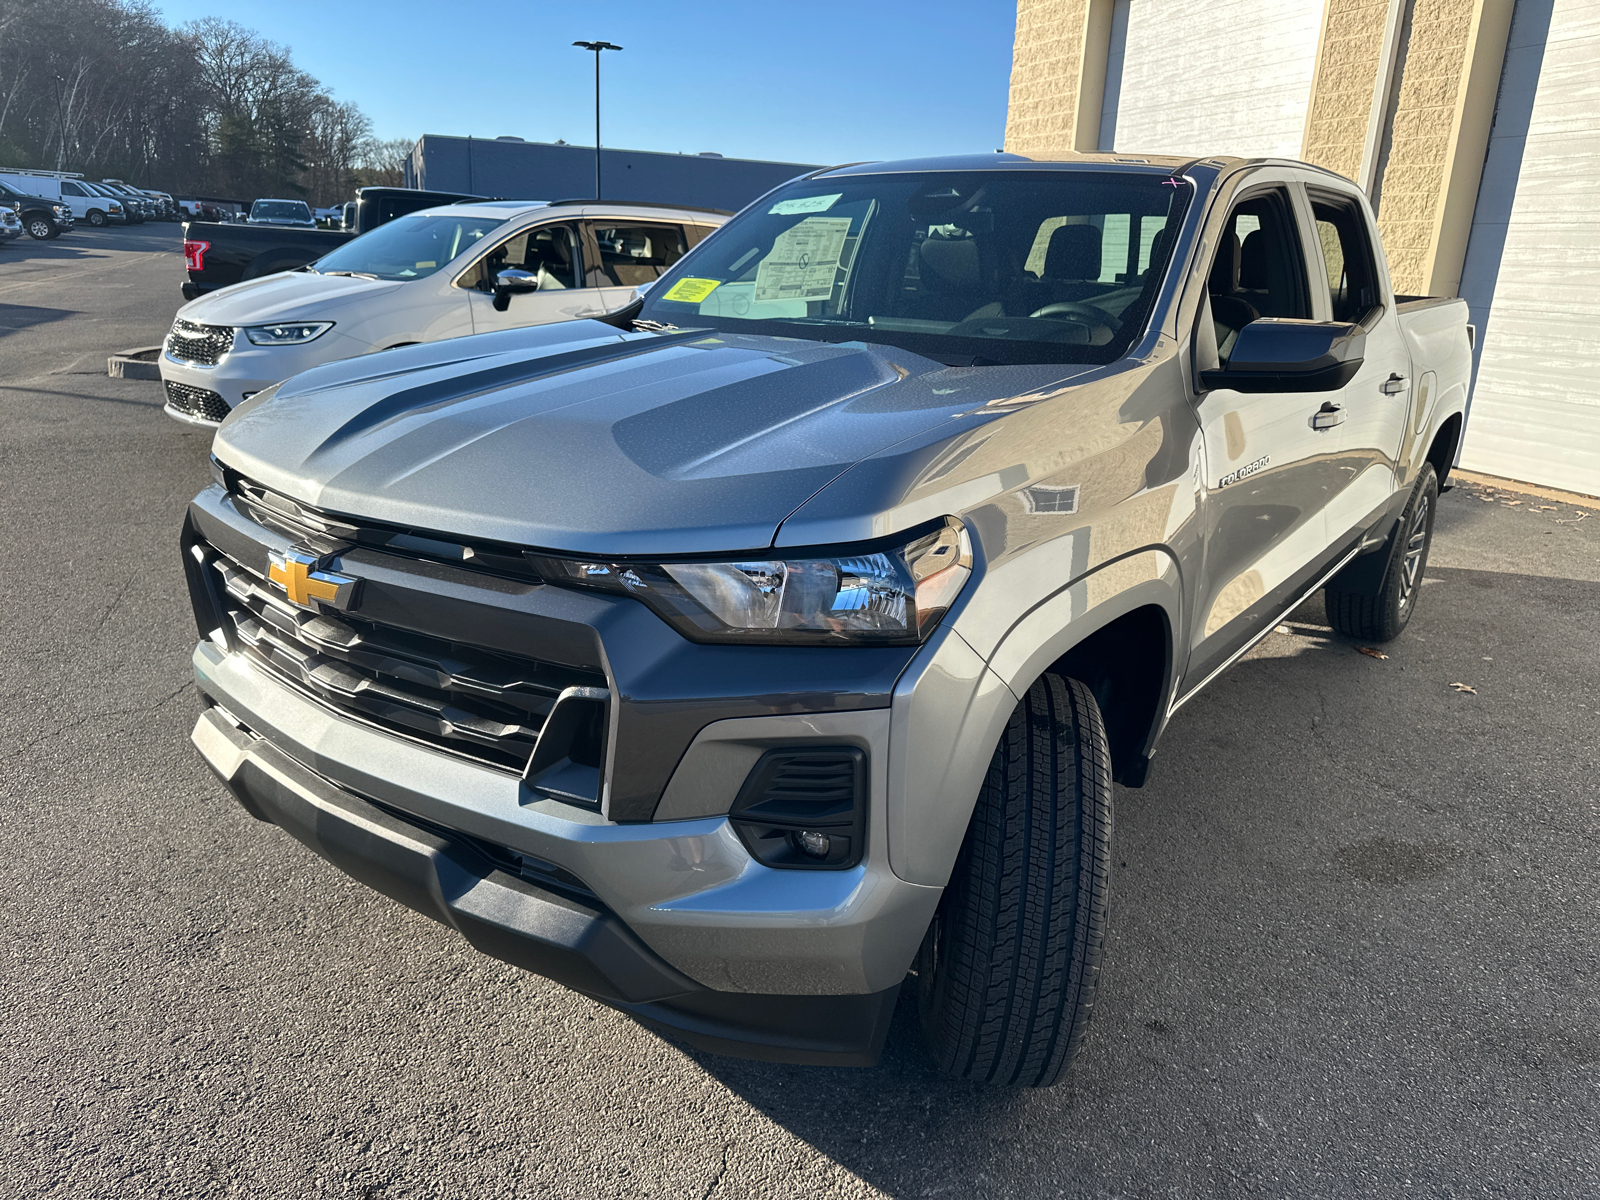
[152,1,1019,166]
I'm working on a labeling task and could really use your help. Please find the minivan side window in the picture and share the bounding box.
[1309,193,1381,321]
[461,222,583,292]
[1205,188,1310,360]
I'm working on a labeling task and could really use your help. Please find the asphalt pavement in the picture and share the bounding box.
[3,230,1598,1199]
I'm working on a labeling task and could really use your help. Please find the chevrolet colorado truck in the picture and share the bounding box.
[182,153,1470,1086]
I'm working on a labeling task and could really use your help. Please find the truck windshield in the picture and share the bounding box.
[639,170,1193,366]
[251,200,313,223]
[312,212,509,281]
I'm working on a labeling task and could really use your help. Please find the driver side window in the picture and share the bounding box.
[1206,189,1310,361]
[461,222,582,292]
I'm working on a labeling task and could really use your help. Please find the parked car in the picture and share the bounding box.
[97,181,151,222]
[0,178,73,238]
[0,170,112,227]
[248,198,316,228]
[179,186,490,299]
[0,207,22,244]
[141,189,178,220]
[162,200,726,423]
[180,153,1471,1081]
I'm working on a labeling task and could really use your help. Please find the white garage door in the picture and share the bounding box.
[1098,0,1324,158]
[1458,0,1600,497]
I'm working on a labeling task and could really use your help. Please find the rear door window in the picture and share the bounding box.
[585,222,690,288]
[1309,193,1382,321]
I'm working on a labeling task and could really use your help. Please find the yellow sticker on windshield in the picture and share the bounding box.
[662,277,721,303]
[415,261,436,268]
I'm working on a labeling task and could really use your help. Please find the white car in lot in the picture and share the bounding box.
[160,200,728,425]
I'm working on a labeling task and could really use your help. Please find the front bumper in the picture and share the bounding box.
[191,701,900,1065]
[160,330,366,417]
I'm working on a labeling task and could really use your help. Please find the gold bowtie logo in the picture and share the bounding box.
[267,549,358,611]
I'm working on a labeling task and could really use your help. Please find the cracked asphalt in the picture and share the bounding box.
[3,228,1599,1199]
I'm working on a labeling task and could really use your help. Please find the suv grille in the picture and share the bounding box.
[167,318,234,365]
[165,380,230,423]
[202,542,608,797]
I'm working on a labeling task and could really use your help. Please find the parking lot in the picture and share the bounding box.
[3,231,1598,1198]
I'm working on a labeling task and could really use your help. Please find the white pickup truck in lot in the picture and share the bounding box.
[182,152,1471,1085]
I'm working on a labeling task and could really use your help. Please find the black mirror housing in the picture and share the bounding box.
[1201,318,1365,393]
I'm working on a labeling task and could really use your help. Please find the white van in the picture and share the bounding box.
[0,170,125,226]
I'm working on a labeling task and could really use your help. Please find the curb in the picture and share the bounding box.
[108,346,162,380]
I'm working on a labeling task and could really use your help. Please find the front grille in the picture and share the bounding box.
[167,318,234,365]
[203,542,608,793]
[165,380,231,423]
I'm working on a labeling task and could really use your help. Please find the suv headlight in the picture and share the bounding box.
[243,321,334,346]
[532,519,972,645]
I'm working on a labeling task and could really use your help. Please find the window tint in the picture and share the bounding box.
[61,181,85,196]
[1206,189,1309,360]
[464,222,582,291]
[1310,195,1380,321]
[588,222,688,287]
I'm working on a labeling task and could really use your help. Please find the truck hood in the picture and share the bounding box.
[212,321,1095,556]
[178,271,405,326]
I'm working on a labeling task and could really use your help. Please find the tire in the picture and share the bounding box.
[87,209,107,227]
[25,214,56,240]
[918,673,1113,1087]
[1324,462,1438,642]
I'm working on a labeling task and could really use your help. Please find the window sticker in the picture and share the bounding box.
[662,277,722,303]
[768,193,842,216]
[754,217,851,303]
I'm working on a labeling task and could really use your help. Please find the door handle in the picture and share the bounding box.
[1311,401,1344,431]
[1381,373,1408,395]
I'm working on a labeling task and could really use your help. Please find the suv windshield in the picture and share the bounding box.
[640,170,1193,365]
[312,212,508,281]
[251,200,312,223]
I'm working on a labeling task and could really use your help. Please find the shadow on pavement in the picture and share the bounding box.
[0,303,74,338]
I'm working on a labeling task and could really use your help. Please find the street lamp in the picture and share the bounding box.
[572,40,622,199]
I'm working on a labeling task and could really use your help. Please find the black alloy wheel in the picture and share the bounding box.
[1325,462,1439,642]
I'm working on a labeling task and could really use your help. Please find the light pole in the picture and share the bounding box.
[572,40,622,199]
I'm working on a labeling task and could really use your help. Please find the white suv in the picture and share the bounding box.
[160,200,727,426]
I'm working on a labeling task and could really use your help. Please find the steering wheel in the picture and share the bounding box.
[1028,300,1119,327]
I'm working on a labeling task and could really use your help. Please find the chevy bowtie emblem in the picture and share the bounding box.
[267,548,358,611]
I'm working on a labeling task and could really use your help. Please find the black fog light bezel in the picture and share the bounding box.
[729,747,867,871]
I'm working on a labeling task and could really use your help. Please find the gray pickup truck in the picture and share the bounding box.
[181,152,1470,1086]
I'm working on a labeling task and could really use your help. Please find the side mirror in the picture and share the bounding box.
[491,267,539,312]
[1201,319,1366,393]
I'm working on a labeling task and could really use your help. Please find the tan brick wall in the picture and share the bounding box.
[1374,0,1477,291]
[1005,0,1092,156]
[1300,0,1393,183]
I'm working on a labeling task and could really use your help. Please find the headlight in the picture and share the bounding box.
[532,519,973,645]
[53,205,68,216]
[243,321,333,346]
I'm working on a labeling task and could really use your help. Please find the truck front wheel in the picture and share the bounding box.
[1325,462,1438,642]
[917,673,1112,1087]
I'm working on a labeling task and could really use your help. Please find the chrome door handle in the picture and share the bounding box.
[1381,373,1408,395]
[1311,401,1344,431]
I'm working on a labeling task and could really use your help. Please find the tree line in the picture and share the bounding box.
[0,0,411,205]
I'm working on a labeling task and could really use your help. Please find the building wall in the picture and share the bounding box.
[404,137,820,213]
[1458,0,1600,496]
[1300,0,1394,185]
[1102,0,1324,158]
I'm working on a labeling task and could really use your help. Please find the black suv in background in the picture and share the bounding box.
[0,178,73,239]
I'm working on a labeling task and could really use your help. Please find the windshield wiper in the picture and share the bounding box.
[322,270,379,280]
[633,319,678,332]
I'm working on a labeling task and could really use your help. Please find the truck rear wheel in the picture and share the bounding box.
[1325,462,1438,642]
[917,673,1112,1087]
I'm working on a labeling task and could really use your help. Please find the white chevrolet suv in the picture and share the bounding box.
[160,200,728,426]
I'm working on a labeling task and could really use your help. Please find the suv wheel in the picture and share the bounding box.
[1325,462,1438,642]
[917,673,1112,1087]
[25,214,56,240]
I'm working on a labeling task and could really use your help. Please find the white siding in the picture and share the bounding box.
[1459,0,1600,497]
[1099,0,1324,158]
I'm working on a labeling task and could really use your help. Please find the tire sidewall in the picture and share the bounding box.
[1382,463,1439,635]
